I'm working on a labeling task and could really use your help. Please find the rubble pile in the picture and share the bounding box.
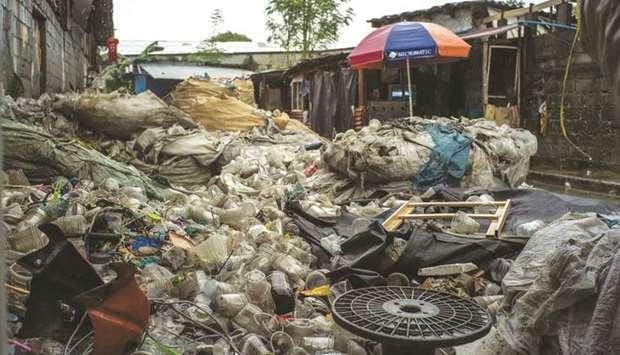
[2,90,620,355]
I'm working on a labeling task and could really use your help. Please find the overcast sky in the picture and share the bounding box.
[113,0,468,48]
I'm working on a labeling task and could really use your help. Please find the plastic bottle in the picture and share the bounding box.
[245,270,272,304]
[203,279,237,299]
[305,270,329,290]
[15,207,48,232]
[303,336,334,352]
[9,226,48,253]
[285,319,316,345]
[233,304,264,335]
[248,243,277,273]
[270,331,295,354]
[52,215,88,237]
[214,293,249,317]
[270,271,296,315]
[273,254,308,285]
[191,234,229,269]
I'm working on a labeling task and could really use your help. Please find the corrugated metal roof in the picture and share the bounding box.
[139,63,252,80]
[119,40,285,56]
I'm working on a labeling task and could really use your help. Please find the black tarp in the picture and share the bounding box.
[288,188,620,279]
[436,187,620,234]
[308,68,356,138]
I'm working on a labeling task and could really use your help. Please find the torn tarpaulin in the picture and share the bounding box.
[497,224,620,355]
[413,124,472,190]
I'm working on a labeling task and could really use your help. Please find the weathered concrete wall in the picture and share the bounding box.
[521,32,620,170]
[0,0,95,97]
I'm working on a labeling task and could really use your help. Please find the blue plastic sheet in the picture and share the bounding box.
[413,124,472,190]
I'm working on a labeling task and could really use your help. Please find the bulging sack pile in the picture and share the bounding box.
[322,117,538,189]
[168,78,304,132]
[54,90,198,139]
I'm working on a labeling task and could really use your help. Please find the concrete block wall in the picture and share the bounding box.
[0,0,94,97]
[521,32,620,170]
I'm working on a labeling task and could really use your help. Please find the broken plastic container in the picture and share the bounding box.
[15,207,48,232]
[320,234,343,255]
[240,333,271,355]
[203,279,237,299]
[191,234,229,269]
[516,219,546,237]
[244,270,273,312]
[450,211,481,234]
[305,270,329,290]
[303,336,335,352]
[272,254,308,284]
[218,201,256,227]
[247,243,277,273]
[285,318,316,345]
[418,263,478,277]
[214,293,249,317]
[8,226,48,253]
[271,331,295,354]
[52,215,88,237]
[233,304,264,334]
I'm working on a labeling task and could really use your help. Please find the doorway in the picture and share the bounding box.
[485,45,520,107]
[33,9,46,96]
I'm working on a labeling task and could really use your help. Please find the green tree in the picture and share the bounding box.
[209,31,252,42]
[265,0,354,55]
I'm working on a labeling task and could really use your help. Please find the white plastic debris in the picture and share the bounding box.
[450,211,481,234]
[418,262,479,277]
[516,219,546,237]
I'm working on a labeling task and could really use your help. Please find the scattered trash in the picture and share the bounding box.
[2,76,618,355]
[418,263,478,277]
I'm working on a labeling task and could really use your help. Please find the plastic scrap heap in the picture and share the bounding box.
[2,83,620,355]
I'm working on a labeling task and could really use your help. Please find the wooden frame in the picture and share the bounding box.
[382,200,512,238]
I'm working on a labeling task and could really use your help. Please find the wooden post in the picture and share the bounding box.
[406,59,413,119]
[482,39,489,106]
[357,69,365,107]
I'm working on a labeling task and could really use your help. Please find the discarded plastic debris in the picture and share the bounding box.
[515,219,546,237]
[450,211,481,234]
[418,263,479,277]
[270,271,296,316]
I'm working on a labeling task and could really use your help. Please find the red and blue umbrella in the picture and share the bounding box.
[348,22,471,69]
[348,22,471,118]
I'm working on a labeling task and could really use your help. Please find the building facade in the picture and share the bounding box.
[0,0,113,97]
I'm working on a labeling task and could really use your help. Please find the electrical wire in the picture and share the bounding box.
[149,299,240,354]
[64,313,89,355]
[558,0,592,160]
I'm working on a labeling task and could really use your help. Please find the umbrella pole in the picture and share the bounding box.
[406,58,413,119]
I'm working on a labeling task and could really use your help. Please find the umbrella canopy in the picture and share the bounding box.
[348,22,471,69]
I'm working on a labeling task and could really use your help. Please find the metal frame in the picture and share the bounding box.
[382,200,512,237]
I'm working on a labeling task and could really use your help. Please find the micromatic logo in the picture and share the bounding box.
[388,48,436,60]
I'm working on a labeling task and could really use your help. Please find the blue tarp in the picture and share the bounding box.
[413,124,473,190]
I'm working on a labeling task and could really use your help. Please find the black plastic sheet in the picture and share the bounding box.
[308,68,356,138]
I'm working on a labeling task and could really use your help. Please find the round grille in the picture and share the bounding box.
[332,287,492,348]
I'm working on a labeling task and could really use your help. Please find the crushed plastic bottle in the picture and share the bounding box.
[450,211,481,234]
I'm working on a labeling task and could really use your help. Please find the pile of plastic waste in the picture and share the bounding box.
[323,117,538,190]
[4,89,617,355]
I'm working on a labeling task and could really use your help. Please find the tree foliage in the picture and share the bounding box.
[209,31,252,42]
[265,0,354,55]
